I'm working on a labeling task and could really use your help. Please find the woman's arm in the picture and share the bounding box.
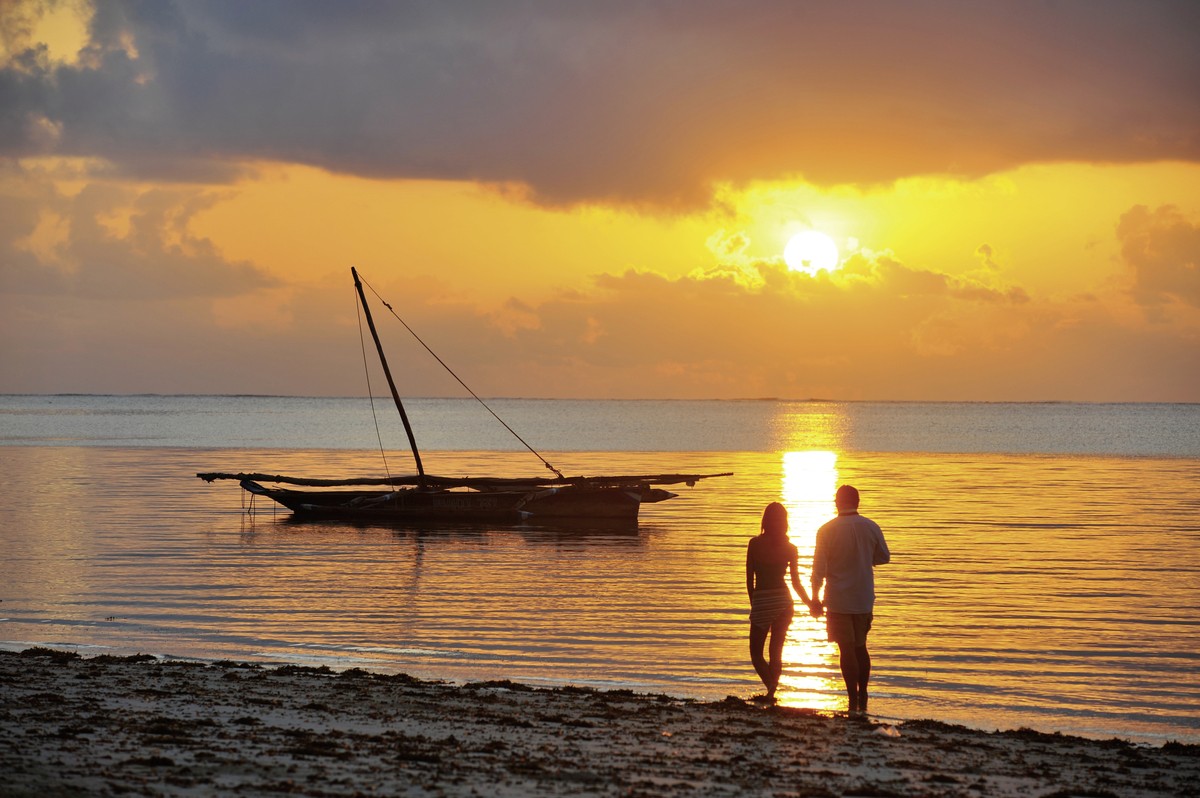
[789,555,812,606]
[746,542,756,600]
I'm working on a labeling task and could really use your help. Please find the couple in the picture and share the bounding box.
[746,485,890,713]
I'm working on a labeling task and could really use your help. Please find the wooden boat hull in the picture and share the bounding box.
[241,480,671,523]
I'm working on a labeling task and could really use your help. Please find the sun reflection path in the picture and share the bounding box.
[777,450,843,712]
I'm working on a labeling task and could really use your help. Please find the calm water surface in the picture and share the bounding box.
[2,410,1197,744]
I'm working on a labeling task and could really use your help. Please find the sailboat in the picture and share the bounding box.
[198,267,729,524]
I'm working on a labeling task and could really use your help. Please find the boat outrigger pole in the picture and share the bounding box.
[351,266,426,486]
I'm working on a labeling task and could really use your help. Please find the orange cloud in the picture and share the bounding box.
[0,162,274,299]
[1118,204,1200,309]
[3,233,1197,400]
[2,153,1198,400]
[420,243,1188,400]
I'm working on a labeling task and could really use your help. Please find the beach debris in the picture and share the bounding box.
[4,649,1199,798]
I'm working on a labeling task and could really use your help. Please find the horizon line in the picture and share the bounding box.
[1,393,1197,406]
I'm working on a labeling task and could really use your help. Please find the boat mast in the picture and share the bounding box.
[351,266,426,486]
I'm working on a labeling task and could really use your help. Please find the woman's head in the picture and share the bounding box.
[761,501,788,537]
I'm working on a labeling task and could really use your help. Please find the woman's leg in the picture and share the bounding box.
[749,622,771,691]
[766,613,791,699]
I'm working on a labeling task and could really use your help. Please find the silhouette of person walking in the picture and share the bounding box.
[812,485,890,715]
[746,501,818,703]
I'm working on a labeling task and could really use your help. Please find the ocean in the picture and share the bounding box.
[1,395,1198,745]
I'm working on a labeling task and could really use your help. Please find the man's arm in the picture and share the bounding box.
[811,528,827,601]
[872,523,891,566]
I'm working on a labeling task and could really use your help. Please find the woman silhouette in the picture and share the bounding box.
[746,501,819,702]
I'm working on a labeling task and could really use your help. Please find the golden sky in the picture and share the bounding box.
[2,1,1198,400]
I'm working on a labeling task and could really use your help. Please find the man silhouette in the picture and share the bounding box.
[812,485,890,716]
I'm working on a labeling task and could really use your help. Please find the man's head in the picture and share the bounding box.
[835,484,860,512]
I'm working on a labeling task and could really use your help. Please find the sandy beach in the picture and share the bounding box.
[2,648,1197,797]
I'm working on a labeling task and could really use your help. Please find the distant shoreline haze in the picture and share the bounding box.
[2,395,1197,457]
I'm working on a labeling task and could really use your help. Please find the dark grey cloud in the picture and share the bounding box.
[2,0,1199,205]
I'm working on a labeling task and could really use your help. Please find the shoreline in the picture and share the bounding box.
[3,648,1198,797]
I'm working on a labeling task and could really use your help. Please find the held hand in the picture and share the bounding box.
[808,600,824,618]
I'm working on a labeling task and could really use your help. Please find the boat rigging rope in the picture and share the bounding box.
[359,274,565,480]
[356,285,393,479]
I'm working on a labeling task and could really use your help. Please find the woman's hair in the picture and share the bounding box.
[760,501,788,537]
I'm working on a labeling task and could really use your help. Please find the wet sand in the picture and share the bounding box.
[2,648,1197,797]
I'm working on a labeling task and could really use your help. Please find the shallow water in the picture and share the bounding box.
[2,441,1197,744]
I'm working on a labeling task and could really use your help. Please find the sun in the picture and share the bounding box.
[784,231,840,274]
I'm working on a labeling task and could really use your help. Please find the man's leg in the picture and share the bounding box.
[856,645,871,713]
[836,641,860,713]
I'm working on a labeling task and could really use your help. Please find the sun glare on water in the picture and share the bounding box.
[784,231,840,274]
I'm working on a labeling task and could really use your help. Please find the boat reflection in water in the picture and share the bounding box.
[263,503,654,541]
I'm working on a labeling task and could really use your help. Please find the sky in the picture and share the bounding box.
[1,0,1198,401]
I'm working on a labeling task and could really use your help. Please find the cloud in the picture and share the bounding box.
[1117,204,1200,309]
[445,256,1032,395]
[0,160,276,299]
[433,248,1193,400]
[2,1,1198,206]
[3,239,1197,399]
